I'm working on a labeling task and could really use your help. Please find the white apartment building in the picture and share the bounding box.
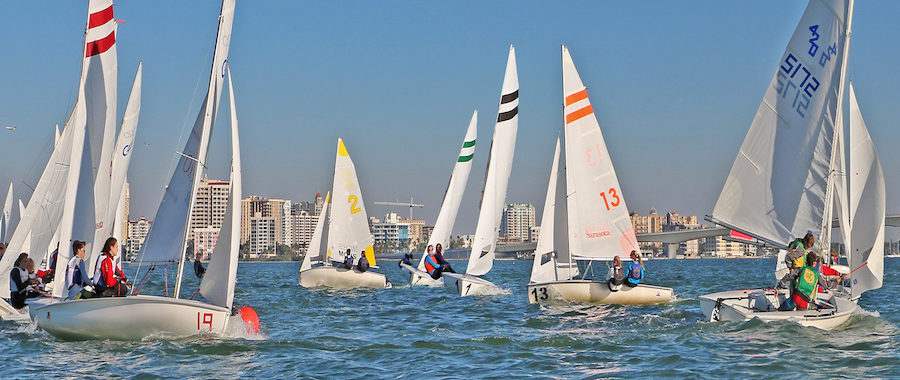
[500,203,535,243]
[190,178,230,240]
[248,216,276,257]
[126,217,152,260]
[291,210,319,251]
[194,227,219,260]
[241,196,290,246]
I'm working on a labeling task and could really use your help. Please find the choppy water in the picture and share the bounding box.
[1,258,897,378]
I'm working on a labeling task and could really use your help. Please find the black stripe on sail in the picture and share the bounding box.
[500,89,518,104]
[497,106,518,122]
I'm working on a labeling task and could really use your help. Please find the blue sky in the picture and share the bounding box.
[1,1,898,237]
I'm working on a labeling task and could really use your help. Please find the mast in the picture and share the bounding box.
[817,0,854,258]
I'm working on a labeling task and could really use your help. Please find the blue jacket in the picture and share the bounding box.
[626,261,644,285]
[424,254,441,275]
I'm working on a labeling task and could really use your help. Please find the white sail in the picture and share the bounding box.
[712,0,852,246]
[200,69,242,309]
[847,84,884,297]
[530,138,573,283]
[465,46,519,276]
[326,139,376,266]
[113,182,127,245]
[1,182,11,243]
[90,62,142,271]
[137,0,235,265]
[562,46,637,260]
[84,0,119,261]
[54,124,60,145]
[416,111,477,272]
[300,192,330,272]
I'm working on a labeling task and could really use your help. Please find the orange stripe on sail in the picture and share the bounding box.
[565,89,588,106]
[566,105,593,124]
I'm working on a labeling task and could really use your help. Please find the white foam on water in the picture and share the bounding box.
[222,314,267,341]
[852,306,880,318]
[468,285,510,297]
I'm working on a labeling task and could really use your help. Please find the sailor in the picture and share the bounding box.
[777,232,816,311]
[65,241,93,300]
[607,256,626,291]
[35,244,58,283]
[24,258,44,293]
[9,253,40,309]
[193,252,206,279]
[358,251,370,272]
[624,250,644,287]
[424,245,454,280]
[434,243,455,274]
[399,252,414,268]
[343,249,354,270]
[791,252,831,310]
[92,237,130,297]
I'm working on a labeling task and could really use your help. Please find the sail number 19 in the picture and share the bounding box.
[599,188,620,211]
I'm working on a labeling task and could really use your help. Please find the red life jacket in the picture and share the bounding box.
[424,254,438,274]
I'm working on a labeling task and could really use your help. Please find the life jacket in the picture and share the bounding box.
[343,256,354,270]
[794,266,819,302]
[358,256,369,272]
[424,254,438,275]
[788,239,807,268]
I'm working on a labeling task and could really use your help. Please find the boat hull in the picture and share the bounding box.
[441,272,500,297]
[298,265,391,289]
[527,280,674,305]
[399,263,443,287]
[34,295,231,340]
[699,289,856,331]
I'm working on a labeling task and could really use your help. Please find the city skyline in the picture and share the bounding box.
[2,1,900,238]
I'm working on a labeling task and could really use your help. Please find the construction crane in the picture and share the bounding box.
[374,197,424,220]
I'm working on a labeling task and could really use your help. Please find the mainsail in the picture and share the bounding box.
[416,111,477,272]
[847,84,884,297]
[466,45,519,277]
[326,139,376,266]
[711,0,852,246]
[300,192,330,272]
[137,0,235,266]
[199,68,242,309]
[562,45,638,260]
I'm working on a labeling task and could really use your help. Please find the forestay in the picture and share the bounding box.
[530,138,573,283]
[466,46,519,277]
[300,192,330,272]
[712,0,852,246]
[200,69,242,309]
[326,139,376,266]
[562,46,637,260]
[416,111,477,272]
[847,84,884,297]
[137,0,235,265]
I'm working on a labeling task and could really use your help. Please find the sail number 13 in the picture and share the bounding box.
[599,188,620,211]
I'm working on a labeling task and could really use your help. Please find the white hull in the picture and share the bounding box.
[34,295,231,340]
[441,272,500,297]
[298,265,391,289]
[527,280,674,305]
[400,263,443,287]
[699,289,856,331]
[0,303,31,323]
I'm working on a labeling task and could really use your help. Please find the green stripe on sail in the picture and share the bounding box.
[458,154,474,162]
[462,140,476,148]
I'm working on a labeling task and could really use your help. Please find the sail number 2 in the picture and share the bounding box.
[599,188,620,211]
[348,195,361,214]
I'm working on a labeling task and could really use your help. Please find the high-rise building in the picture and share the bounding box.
[314,193,324,216]
[702,235,752,257]
[500,203,536,243]
[630,208,663,252]
[248,216,276,257]
[529,225,541,242]
[240,196,290,245]
[372,212,409,252]
[291,210,319,251]
[190,178,230,240]
[194,227,219,260]
[399,218,425,246]
[126,217,153,260]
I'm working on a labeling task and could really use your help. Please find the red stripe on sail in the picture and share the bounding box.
[85,30,115,57]
[565,105,593,124]
[565,89,588,106]
[88,6,114,29]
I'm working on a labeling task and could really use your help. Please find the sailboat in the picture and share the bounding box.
[34,0,247,340]
[0,0,123,321]
[441,46,518,297]
[402,111,477,287]
[699,0,866,330]
[527,46,674,305]
[298,139,391,289]
[1,183,12,243]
